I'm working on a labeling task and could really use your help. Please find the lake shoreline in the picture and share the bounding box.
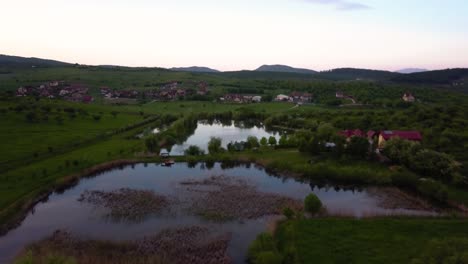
[1,154,465,237]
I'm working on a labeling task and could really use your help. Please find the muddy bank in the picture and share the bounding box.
[17,228,231,264]
[368,187,435,211]
[180,175,303,221]
[78,188,171,222]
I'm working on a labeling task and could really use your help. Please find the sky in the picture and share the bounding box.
[1,0,467,71]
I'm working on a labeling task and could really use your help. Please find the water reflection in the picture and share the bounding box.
[169,120,281,156]
[0,163,436,264]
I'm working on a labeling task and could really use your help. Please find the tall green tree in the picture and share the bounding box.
[346,136,370,158]
[268,136,277,146]
[208,137,223,154]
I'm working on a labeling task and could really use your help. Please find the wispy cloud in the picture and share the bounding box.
[303,0,371,11]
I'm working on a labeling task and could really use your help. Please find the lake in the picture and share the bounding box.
[0,163,436,263]
[169,120,282,155]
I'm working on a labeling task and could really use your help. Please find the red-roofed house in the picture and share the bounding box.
[378,130,422,149]
[339,129,365,138]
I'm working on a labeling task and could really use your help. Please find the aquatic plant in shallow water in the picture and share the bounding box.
[179,175,303,221]
[77,188,170,222]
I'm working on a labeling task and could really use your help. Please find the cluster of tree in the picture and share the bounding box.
[264,104,468,174]
[383,138,460,183]
[391,68,468,85]
[144,115,193,153]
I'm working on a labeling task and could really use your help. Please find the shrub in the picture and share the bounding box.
[246,136,260,149]
[346,136,370,158]
[184,145,205,156]
[208,137,223,154]
[304,193,322,214]
[268,136,277,146]
[283,207,295,220]
[391,170,419,189]
[417,179,448,203]
[253,251,283,264]
[145,136,158,153]
[14,251,77,264]
[411,238,468,264]
[248,233,276,261]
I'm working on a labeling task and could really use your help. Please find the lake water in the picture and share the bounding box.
[0,163,435,263]
[169,120,281,155]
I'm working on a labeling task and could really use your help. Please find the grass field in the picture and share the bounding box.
[273,218,468,264]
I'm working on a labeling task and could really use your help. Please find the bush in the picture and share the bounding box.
[253,251,283,264]
[346,136,370,158]
[208,137,223,154]
[411,238,468,264]
[391,170,419,189]
[417,179,448,203]
[283,207,295,220]
[268,136,277,146]
[304,193,322,214]
[145,136,158,153]
[246,136,260,149]
[184,145,205,156]
[14,251,77,264]
[248,233,276,261]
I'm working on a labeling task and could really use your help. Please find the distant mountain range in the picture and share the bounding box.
[255,64,317,74]
[170,66,220,73]
[1,54,467,86]
[396,68,428,74]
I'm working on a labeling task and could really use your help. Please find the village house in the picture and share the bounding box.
[222,94,245,103]
[289,91,313,104]
[252,96,262,103]
[402,92,415,102]
[452,80,465,86]
[338,129,422,150]
[336,91,357,103]
[378,130,422,149]
[100,86,114,98]
[220,94,262,103]
[336,91,345,98]
[114,89,139,99]
[339,129,365,139]
[275,94,290,102]
[16,86,33,97]
[16,81,93,103]
[49,81,60,87]
[197,86,208,96]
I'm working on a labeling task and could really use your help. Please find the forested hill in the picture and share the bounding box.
[390,68,468,85]
[0,54,72,68]
[1,54,466,88]
[255,65,317,74]
[317,68,399,81]
[170,66,220,73]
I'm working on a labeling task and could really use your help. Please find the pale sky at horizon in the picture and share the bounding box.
[1,0,467,71]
